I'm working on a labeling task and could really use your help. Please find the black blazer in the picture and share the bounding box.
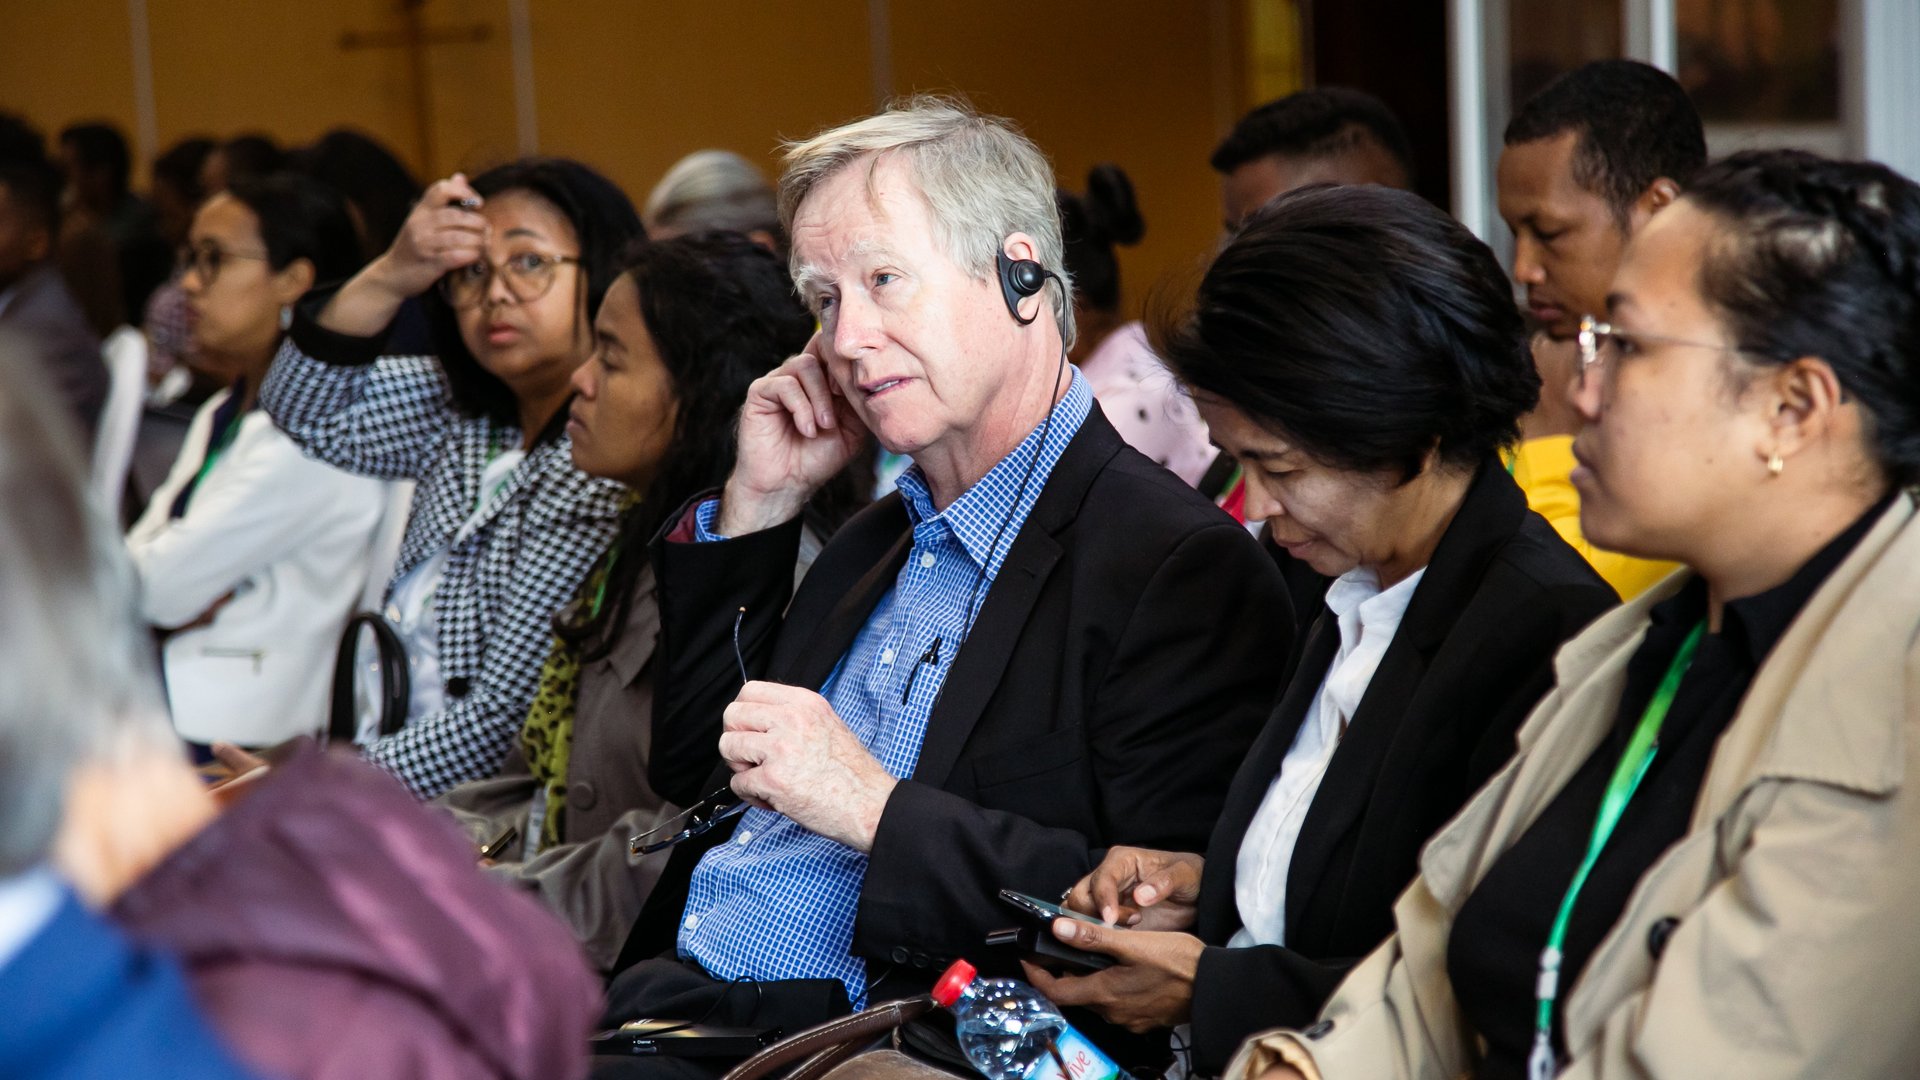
[1186,459,1617,1074]
[622,408,1293,1007]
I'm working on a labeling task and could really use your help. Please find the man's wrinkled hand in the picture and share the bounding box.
[719,681,897,852]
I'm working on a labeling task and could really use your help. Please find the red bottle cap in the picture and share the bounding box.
[931,959,977,1007]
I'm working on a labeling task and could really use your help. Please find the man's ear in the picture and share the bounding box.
[1002,232,1040,265]
[1626,177,1683,232]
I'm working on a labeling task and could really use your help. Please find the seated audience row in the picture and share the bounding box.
[7,53,1919,1080]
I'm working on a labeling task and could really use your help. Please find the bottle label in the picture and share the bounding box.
[1022,1028,1121,1080]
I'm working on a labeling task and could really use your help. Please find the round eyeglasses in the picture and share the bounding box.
[177,242,270,287]
[439,251,582,310]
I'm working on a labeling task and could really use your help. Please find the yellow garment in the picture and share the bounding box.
[1505,435,1680,599]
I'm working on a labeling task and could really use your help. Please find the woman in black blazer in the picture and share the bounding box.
[1025,185,1618,1076]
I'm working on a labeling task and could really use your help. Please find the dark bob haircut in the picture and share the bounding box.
[1684,149,1920,487]
[224,174,367,286]
[554,231,813,660]
[420,157,643,433]
[1155,184,1538,481]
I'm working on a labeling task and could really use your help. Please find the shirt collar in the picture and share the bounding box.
[1325,564,1427,634]
[0,866,66,976]
[894,369,1093,573]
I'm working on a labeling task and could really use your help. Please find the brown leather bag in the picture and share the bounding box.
[721,996,938,1080]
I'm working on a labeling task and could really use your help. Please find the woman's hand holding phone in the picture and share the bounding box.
[1064,845,1205,931]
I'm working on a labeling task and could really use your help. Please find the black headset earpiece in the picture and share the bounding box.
[997,250,1052,325]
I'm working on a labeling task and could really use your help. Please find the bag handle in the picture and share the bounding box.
[328,612,410,746]
[721,996,937,1080]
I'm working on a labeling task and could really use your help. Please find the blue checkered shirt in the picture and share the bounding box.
[676,372,1093,1007]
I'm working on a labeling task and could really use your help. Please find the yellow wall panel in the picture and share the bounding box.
[0,0,138,146]
[0,0,1267,313]
[525,0,875,210]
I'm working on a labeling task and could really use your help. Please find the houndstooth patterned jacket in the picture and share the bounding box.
[262,313,626,798]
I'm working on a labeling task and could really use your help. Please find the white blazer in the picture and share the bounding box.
[128,389,390,745]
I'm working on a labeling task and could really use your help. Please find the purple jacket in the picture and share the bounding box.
[112,745,603,1080]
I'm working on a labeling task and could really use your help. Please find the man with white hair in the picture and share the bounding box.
[600,99,1290,1073]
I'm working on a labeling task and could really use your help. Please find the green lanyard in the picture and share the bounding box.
[191,410,247,490]
[1527,620,1707,1080]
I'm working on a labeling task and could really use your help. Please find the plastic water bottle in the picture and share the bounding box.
[932,959,1123,1080]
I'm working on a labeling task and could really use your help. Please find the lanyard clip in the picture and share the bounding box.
[1527,1030,1558,1080]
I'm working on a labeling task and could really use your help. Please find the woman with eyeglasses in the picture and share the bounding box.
[1226,150,1920,1080]
[260,159,642,798]
[1022,185,1616,1076]
[127,174,390,756]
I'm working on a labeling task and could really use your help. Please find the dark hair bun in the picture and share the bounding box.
[1082,164,1144,247]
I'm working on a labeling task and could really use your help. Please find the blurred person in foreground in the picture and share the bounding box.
[8,340,606,1079]
[0,333,260,1080]
[1231,149,1920,1080]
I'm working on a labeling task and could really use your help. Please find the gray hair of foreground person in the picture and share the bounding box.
[777,95,1077,347]
[0,334,176,877]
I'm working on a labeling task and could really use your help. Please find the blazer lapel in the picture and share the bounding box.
[1198,613,1339,941]
[606,565,662,687]
[910,410,1122,789]
[1282,459,1526,937]
[787,529,915,691]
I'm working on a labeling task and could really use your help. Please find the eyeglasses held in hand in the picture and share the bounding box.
[439,251,582,310]
[629,608,753,856]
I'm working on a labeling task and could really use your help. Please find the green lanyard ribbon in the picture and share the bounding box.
[190,408,247,491]
[1527,620,1707,1080]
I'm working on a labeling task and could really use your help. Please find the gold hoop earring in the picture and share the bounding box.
[1767,450,1785,477]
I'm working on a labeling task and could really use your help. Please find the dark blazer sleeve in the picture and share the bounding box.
[853,521,1291,964]
[1191,944,1355,1072]
[647,503,805,806]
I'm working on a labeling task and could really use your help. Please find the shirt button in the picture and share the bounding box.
[880,648,896,664]
[736,830,753,845]
[919,552,936,568]
[683,914,700,931]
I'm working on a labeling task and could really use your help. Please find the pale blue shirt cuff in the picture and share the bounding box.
[691,497,730,542]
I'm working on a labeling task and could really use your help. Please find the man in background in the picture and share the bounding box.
[1497,58,1706,598]
[1210,86,1416,230]
[0,154,107,453]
